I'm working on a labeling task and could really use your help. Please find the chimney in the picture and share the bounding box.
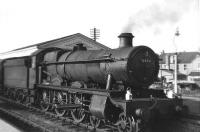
[118,33,134,48]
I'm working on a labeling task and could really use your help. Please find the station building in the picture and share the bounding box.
[0,33,110,59]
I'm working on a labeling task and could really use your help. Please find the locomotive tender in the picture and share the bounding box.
[0,33,182,132]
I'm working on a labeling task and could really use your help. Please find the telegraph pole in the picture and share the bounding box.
[90,27,100,41]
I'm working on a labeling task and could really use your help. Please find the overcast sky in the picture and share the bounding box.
[0,0,199,55]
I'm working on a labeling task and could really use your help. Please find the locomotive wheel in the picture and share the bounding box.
[15,90,20,102]
[7,91,11,98]
[90,115,101,128]
[71,108,85,123]
[40,90,50,111]
[16,90,25,103]
[8,89,15,100]
[5,89,10,97]
[54,92,66,116]
[10,91,16,100]
[71,94,85,123]
[117,113,133,132]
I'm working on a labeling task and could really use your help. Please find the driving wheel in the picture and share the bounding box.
[117,113,133,132]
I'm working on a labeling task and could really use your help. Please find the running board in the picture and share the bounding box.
[56,104,82,109]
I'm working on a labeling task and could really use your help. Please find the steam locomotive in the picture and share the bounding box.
[0,33,182,132]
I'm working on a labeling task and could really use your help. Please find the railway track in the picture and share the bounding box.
[171,118,200,132]
[0,95,114,132]
[0,94,200,132]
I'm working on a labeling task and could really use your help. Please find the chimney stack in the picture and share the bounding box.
[118,33,134,48]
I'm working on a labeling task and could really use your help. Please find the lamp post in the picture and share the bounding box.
[174,28,180,94]
[174,52,178,94]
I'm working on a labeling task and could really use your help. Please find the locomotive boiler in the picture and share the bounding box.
[43,33,159,89]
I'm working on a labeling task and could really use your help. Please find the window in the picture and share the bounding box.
[163,64,166,69]
[184,64,187,70]
[170,56,174,63]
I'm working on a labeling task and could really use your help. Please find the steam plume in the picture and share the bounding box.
[122,0,193,33]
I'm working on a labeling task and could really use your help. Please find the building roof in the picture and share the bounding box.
[188,72,200,76]
[160,52,200,64]
[0,33,110,59]
[13,33,110,51]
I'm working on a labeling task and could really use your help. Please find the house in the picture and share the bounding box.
[159,51,200,85]
[188,71,200,86]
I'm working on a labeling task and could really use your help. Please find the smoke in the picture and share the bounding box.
[122,0,193,34]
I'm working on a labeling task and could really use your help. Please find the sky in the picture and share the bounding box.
[0,0,199,56]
